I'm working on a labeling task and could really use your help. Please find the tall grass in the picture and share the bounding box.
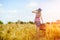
[0,23,60,40]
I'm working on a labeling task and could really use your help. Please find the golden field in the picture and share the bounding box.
[0,21,60,40]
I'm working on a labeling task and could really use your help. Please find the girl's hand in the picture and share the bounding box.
[32,11,35,13]
[32,10,38,13]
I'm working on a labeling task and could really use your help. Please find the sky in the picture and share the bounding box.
[0,0,60,23]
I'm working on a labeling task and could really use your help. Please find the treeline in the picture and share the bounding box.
[0,20,34,24]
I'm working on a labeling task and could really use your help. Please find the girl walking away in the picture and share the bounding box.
[32,8,45,37]
[32,8,44,30]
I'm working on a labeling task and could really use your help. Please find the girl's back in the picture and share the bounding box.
[35,13,40,21]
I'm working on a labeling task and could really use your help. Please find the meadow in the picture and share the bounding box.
[0,20,60,40]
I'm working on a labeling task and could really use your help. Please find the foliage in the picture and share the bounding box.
[15,20,27,24]
[28,21,34,24]
[0,20,3,24]
[8,21,13,24]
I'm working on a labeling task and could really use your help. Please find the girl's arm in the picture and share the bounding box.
[32,10,38,13]
[41,15,44,23]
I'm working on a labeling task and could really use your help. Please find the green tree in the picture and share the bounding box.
[0,20,3,24]
[15,20,26,24]
[8,21,13,24]
[28,21,34,24]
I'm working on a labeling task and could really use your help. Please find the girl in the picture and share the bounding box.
[32,8,45,38]
[32,8,43,30]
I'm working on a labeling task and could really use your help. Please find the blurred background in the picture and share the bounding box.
[0,0,60,24]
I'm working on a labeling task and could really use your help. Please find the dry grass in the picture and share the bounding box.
[0,23,60,40]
